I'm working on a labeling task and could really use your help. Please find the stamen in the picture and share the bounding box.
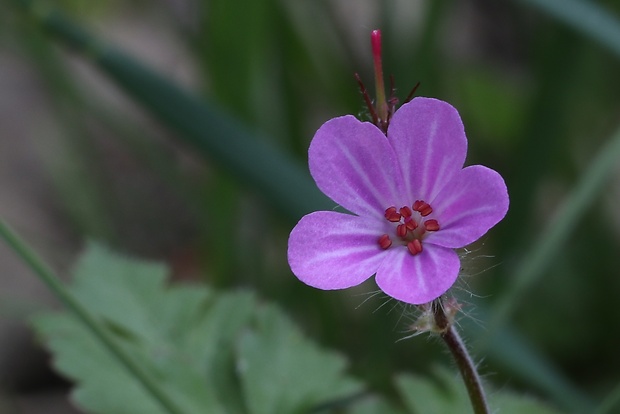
[424,219,440,232]
[378,234,392,249]
[399,206,412,218]
[420,206,432,216]
[407,239,423,255]
[396,224,408,238]
[384,206,401,222]
[413,200,433,216]
[380,201,440,256]
[405,219,418,231]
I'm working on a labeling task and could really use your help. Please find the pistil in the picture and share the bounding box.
[371,30,388,128]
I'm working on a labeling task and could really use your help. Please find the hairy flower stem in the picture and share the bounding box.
[433,300,490,414]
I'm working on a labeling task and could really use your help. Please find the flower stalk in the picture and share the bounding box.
[433,299,490,414]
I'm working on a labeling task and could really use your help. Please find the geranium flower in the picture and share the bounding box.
[287,97,509,304]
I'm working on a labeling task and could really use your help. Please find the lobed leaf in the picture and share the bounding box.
[237,305,363,414]
[31,243,361,414]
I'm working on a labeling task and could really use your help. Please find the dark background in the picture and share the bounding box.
[1,0,619,412]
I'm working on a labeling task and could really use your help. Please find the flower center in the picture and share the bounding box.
[378,200,440,256]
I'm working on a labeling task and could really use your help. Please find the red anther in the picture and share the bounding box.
[384,206,401,222]
[420,205,433,216]
[413,200,433,216]
[424,219,440,232]
[407,239,423,255]
[378,234,392,249]
[399,206,412,218]
[396,223,408,238]
[405,219,418,231]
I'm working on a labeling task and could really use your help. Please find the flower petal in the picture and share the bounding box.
[309,115,406,218]
[288,211,388,290]
[375,246,460,304]
[387,97,467,202]
[427,165,509,248]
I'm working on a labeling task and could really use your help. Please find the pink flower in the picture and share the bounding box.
[287,97,509,304]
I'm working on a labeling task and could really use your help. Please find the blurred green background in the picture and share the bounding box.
[1,0,619,412]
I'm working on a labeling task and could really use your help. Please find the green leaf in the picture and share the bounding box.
[236,304,363,414]
[396,368,469,414]
[396,366,562,414]
[32,243,229,414]
[491,393,564,414]
[345,395,405,414]
[31,243,362,414]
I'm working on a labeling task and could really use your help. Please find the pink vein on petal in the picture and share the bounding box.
[288,211,388,290]
[427,165,509,248]
[375,245,460,304]
[309,116,406,218]
[387,98,467,202]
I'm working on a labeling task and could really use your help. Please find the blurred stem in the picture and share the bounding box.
[490,123,620,330]
[595,382,620,414]
[0,219,186,414]
[434,300,489,414]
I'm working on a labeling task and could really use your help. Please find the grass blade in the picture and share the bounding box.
[18,0,332,222]
[517,0,620,58]
[490,123,620,329]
